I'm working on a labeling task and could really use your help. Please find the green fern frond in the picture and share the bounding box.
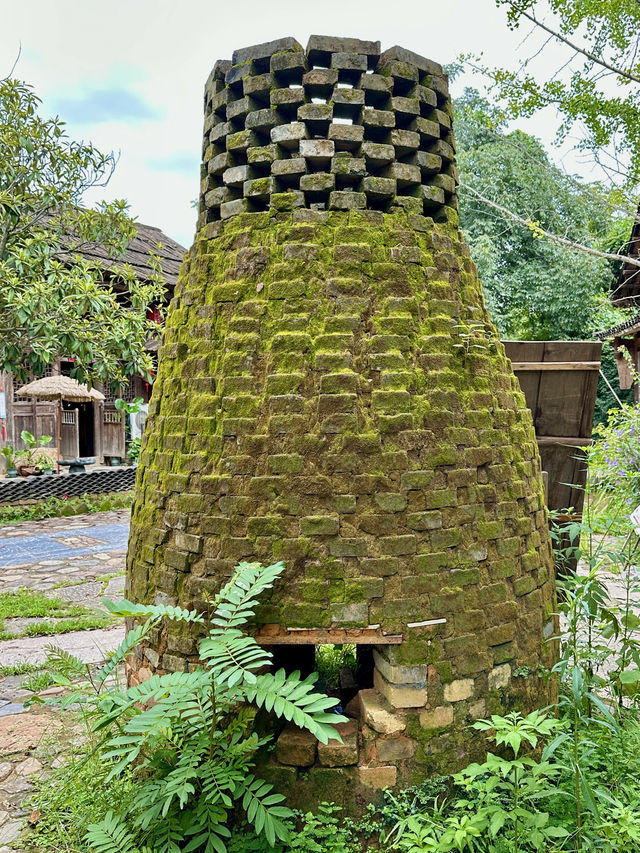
[238,774,292,847]
[244,670,347,743]
[210,561,285,629]
[86,811,140,853]
[96,620,157,684]
[102,598,205,624]
[182,799,231,853]
[199,631,272,686]
[44,644,87,677]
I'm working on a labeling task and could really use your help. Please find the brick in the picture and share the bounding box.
[401,470,435,490]
[375,493,407,512]
[336,494,357,513]
[374,670,427,708]
[380,535,417,555]
[373,650,427,685]
[317,720,358,767]
[276,724,317,767]
[358,765,397,790]
[406,511,442,530]
[300,515,339,535]
[377,737,416,762]
[488,664,511,691]
[174,532,202,554]
[329,538,367,557]
[331,602,368,625]
[419,705,453,728]
[358,689,406,734]
[444,679,474,702]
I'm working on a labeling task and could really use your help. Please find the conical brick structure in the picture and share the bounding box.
[127,36,558,809]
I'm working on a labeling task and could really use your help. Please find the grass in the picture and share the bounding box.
[26,740,136,853]
[0,662,40,677]
[0,490,134,524]
[52,570,125,592]
[0,588,118,640]
[23,670,56,691]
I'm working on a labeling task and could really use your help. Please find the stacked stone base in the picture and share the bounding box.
[257,640,556,814]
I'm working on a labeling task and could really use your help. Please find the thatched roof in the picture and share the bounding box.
[16,375,105,401]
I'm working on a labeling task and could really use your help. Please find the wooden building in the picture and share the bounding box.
[596,212,640,400]
[0,223,185,463]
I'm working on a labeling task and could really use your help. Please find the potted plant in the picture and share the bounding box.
[38,454,56,476]
[1,446,17,478]
[16,430,53,476]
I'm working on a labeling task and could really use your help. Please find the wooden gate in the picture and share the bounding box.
[503,341,602,515]
[61,408,79,459]
[102,407,125,459]
[12,401,58,449]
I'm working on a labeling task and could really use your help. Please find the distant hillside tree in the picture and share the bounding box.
[455,88,620,340]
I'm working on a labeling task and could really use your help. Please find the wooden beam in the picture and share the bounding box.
[536,436,593,446]
[511,362,601,371]
[253,626,403,645]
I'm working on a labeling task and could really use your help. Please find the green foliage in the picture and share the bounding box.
[31,561,345,853]
[588,403,640,502]
[1,444,16,468]
[0,78,166,385]
[0,587,114,641]
[114,397,143,415]
[388,711,567,853]
[487,0,640,186]
[455,88,616,341]
[22,670,56,692]
[314,644,356,689]
[0,490,134,523]
[14,429,53,470]
[27,746,136,853]
[0,661,39,677]
[0,587,96,620]
[593,343,634,426]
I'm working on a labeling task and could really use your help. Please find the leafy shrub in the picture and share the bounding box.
[31,561,345,853]
[0,490,133,523]
[589,403,640,503]
[314,644,356,689]
[387,711,568,853]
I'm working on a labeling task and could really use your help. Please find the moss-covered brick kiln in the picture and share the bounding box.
[126,35,558,810]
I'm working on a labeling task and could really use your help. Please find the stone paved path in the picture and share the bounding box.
[0,510,131,849]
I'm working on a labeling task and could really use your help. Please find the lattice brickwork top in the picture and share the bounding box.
[199,37,457,224]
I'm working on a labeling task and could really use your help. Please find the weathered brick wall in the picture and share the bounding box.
[126,36,558,808]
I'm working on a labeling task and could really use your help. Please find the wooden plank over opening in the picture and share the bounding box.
[253,625,403,645]
[510,362,601,371]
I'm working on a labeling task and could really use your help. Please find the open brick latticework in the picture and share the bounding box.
[200,36,456,223]
[127,36,558,812]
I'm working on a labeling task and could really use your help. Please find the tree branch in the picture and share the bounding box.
[460,181,640,268]
[506,1,640,85]
[0,214,11,259]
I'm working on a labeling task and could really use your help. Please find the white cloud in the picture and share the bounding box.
[1,0,578,249]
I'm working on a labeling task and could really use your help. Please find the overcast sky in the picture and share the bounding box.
[3,0,568,248]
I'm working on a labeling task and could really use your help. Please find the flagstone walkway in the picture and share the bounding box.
[0,509,131,850]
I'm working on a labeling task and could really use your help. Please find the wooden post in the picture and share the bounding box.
[57,397,62,473]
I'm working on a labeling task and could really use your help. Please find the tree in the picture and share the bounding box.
[485,0,640,188]
[0,78,166,387]
[458,0,640,282]
[455,88,619,339]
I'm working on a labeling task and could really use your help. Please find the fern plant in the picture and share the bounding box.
[37,561,345,853]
